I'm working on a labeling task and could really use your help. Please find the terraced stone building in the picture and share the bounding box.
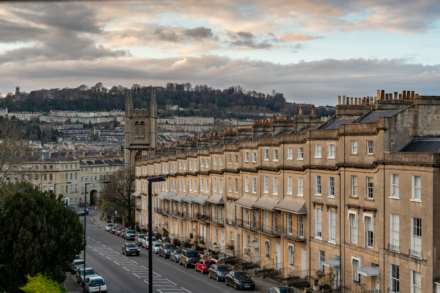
[135,90,440,292]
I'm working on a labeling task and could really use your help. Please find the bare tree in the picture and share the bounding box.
[99,168,135,228]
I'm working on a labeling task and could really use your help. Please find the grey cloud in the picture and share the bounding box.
[229,31,272,49]
[10,2,101,33]
[153,26,215,42]
[1,56,439,105]
[0,19,45,42]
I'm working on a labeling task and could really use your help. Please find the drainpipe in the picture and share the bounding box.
[308,130,312,282]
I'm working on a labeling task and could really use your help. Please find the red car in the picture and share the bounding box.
[195,259,216,273]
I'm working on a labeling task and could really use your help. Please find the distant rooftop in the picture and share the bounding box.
[401,138,440,153]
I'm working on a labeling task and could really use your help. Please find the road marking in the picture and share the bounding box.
[123,266,129,272]
[113,260,120,266]
[133,273,141,279]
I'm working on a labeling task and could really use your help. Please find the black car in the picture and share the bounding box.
[208,264,230,281]
[179,249,200,268]
[122,242,140,256]
[158,243,175,259]
[225,271,255,290]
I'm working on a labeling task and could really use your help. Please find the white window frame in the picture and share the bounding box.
[411,217,422,258]
[272,176,278,195]
[367,140,374,155]
[352,257,361,283]
[349,211,358,245]
[351,141,358,155]
[328,144,336,159]
[364,213,374,248]
[297,147,304,160]
[287,147,293,160]
[391,174,400,198]
[410,270,421,293]
[411,176,422,202]
[328,176,336,197]
[297,177,304,197]
[314,144,322,159]
[287,176,292,195]
[244,176,249,193]
[315,206,322,239]
[389,214,400,252]
[288,244,295,266]
[273,149,279,162]
[319,250,325,271]
[263,176,269,194]
[328,209,337,244]
[252,152,257,163]
[251,176,257,194]
[263,148,270,161]
[351,175,358,197]
[315,175,322,195]
[390,264,400,293]
[366,176,374,200]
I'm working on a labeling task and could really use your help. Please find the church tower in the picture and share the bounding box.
[124,90,157,174]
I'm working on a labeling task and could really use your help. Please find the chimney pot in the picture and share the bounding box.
[337,96,342,105]
[411,91,415,99]
[380,90,385,100]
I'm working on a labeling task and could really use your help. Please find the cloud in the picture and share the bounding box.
[279,33,321,42]
[0,3,125,63]
[1,56,439,105]
[228,31,273,49]
[153,25,215,42]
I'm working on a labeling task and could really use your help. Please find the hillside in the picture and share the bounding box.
[0,83,334,119]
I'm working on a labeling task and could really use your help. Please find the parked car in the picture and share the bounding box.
[152,241,162,254]
[105,223,114,232]
[158,243,175,258]
[141,234,157,248]
[124,229,136,241]
[195,259,216,273]
[110,225,118,234]
[170,248,182,263]
[70,258,85,273]
[77,208,89,216]
[122,242,140,256]
[85,275,107,293]
[225,271,255,290]
[76,267,97,284]
[267,287,295,293]
[208,264,230,281]
[115,227,125,237]
[135,234,145,246]
[179,249,200,268]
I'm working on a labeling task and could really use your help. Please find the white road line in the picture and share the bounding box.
[113,261,120,266]
[133,273,141,279]
[122,266,129,272]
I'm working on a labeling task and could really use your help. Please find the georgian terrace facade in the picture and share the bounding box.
[135,91,440,293]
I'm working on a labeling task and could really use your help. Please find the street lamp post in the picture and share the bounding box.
[83,182,92,293]
[147,176,166,293]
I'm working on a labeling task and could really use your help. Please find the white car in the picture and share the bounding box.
[152,241,162,254]
[85,275,107,293]
[105,223,114,232]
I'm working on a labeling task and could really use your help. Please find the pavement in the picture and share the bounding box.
[74,211,278,293]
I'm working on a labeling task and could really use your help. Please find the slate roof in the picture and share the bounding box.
[401,138,440,153]
[357,109,402,123]
[318,117,355,130]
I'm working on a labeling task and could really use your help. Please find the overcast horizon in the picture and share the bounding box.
[0,0,439,105]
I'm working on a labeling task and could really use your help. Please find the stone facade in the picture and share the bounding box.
[135,90,440,292]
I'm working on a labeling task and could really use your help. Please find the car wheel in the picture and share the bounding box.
[235,283,240,290]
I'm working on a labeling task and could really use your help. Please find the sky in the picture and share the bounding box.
[0,1,439,105]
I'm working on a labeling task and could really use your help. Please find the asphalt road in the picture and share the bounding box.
[84,216,260,293]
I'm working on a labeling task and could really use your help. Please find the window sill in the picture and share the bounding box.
[388,196,400,200]
[365,197,375,201]
[328,240,337,245]
[297,158,304,161]
[410,199,422,203]
[328,195,336,199]
[327,157,335,160]
[315,236,322,240]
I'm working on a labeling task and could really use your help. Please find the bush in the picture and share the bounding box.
[20,274,66,293]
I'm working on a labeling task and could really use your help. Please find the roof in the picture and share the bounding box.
[357,109,402,123]
[274,197,307,214]
[401,138,440,153]
[318,117,354,130]
[236,196,257,208]
[252,196,278,210]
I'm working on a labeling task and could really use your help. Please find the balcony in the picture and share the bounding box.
[196,213,210,222]
[212,217,225,226]
[242,219,259,232]
[283,232,306,242]
[261,225,281,237]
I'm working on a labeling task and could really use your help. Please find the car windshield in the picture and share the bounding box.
[89,279,105,286]
[80,268,95,276]
[127,229,135,234]
[74,259,84,264]
[127,243,137,248]
[277,288,294,293]
[164,244,173,249]
[138,234,145,238]
[236,272,250,280]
